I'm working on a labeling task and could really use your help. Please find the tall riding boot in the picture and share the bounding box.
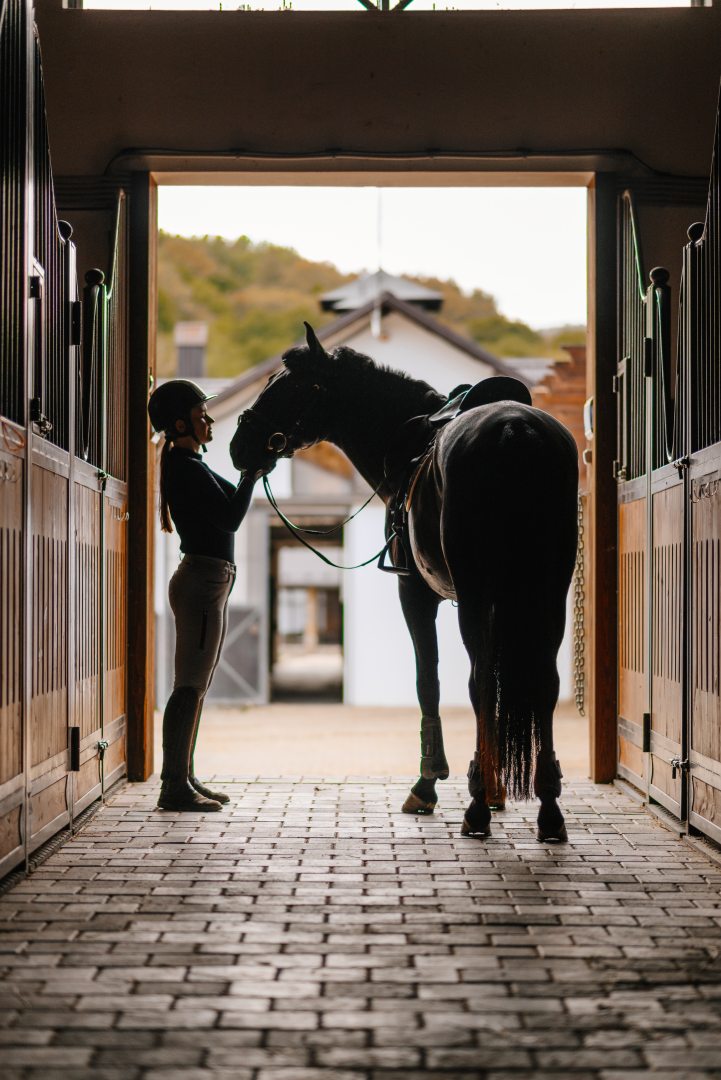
[157,686,222,812]
[189,699,230,804]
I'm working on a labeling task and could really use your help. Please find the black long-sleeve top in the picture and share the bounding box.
[165,447,255,563]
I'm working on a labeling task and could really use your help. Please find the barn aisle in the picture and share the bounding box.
[1,778,721,1078]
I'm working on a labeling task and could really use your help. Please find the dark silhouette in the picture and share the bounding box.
[230,325,578,841]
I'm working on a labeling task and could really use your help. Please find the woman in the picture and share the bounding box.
[148,379,272,811]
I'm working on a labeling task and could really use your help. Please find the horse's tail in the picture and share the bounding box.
[444,414,578,801]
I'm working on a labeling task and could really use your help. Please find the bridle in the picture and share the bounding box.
[236,373,403,572]
[236,376,326,460]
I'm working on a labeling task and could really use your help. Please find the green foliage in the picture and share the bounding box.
[156,230,585,377]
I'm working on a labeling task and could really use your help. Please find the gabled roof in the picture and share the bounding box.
[321,270,443,313]
[211,290,521,413]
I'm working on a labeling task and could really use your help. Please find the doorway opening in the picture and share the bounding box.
[151,172,592,778]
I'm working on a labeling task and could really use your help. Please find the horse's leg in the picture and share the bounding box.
[456,601,492,838]
[397,574,447,815]
[529,580,569,842]
[534,633,568,843]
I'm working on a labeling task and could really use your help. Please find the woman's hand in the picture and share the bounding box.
[253,458,276,481]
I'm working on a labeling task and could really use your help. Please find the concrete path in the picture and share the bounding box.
[163,702,590,781]
[2,777,721,1077]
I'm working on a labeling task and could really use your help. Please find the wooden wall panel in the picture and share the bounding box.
[73,477,100,740]
[0,433,25,876]
[0,443,23,788]
[617,494,647,789]
[104,486,127,729]
[29,458,68,771]
[689,462,721,844]
[649,479,683,815]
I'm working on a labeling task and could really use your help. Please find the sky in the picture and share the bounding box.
[158,184,588,330]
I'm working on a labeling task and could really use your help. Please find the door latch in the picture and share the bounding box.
[670,756,689,780]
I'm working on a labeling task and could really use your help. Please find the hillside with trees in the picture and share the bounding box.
[157,231,584,377]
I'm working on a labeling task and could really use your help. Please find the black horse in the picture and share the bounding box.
[230,324,578,841]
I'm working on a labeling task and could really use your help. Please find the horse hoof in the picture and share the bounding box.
[537,800,567,842]
[536,824,568,843]
[461,816,491,838]
[402,793,436,815]
[460,800,492,837]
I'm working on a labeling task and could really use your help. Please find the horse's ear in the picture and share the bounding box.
[283,323,330,372]
[304,321,327,359]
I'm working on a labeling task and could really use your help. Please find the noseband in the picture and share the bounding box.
[238,380,325,458]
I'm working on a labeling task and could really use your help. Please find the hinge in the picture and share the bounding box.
[69,726,81,772]
[613,460,627,482]
[70,300,82,347]
[642,712,651,753]
[643,336,653,378]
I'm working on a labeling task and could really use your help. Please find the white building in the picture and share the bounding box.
[155,279,573,708]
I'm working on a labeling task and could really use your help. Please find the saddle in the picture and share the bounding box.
[428,375,532,426]
[378,376,533,576]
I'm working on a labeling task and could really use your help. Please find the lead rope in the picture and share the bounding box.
[573,490,586,717]
[262,475,395,570]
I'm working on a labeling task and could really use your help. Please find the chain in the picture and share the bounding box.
[573,491,586,717]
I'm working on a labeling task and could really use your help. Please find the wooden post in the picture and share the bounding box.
[587,174,618,782]
[126,172,156,781]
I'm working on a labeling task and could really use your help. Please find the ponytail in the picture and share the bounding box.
[159,437,174,533]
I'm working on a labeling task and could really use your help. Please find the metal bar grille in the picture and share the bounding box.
[105,193,128,481]
[32,32,69,450]
[0,0,26,426]
[618,193,647,480]
[688,84,721,455]
[79,270,104,467]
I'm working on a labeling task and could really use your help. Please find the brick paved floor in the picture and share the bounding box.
[2,777,721,1079]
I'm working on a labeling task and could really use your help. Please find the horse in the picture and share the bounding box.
[230,324,578,841]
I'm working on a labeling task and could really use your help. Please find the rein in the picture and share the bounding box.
[262,475,396,571]
[241,377,403,572]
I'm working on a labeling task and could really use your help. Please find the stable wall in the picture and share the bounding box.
[36,2,721,181]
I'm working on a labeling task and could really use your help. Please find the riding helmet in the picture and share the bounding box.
[147,379,216,437]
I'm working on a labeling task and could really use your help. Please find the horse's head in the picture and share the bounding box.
[230,322,333,473]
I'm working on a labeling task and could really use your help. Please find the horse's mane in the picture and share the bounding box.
[330,344,445,418]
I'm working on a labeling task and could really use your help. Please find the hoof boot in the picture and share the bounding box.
[460,800,492,837]
[190,776,230,804]
[402,792,436,815]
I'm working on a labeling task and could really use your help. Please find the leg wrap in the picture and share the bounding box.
[420,715,449,780]
[534,751,563,800]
